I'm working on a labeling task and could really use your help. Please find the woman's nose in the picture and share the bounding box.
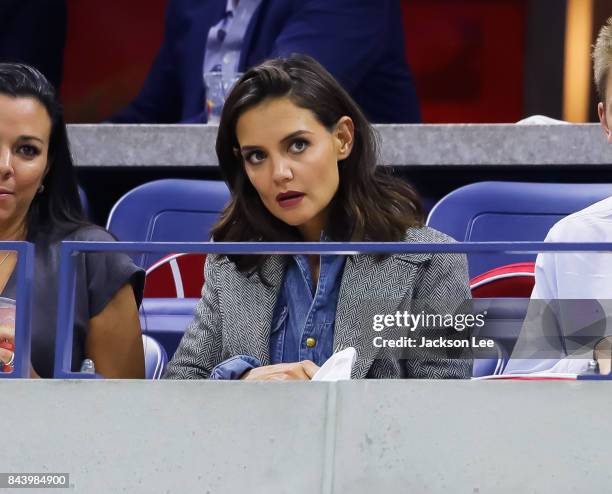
[271,156,293,183]
[0,148,12,173]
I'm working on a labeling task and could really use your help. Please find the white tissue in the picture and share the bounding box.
[312,347,356,381]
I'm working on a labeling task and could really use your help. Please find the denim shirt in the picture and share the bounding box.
[209,254,346,379]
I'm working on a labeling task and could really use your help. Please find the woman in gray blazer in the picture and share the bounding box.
[165,55,472,380]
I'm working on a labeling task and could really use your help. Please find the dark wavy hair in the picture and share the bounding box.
[213,55,423,273]
[0,63,87,240]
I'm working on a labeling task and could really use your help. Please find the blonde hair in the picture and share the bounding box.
[593,16,612,101]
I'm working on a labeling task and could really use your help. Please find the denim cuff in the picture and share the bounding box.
[209,355,262,380]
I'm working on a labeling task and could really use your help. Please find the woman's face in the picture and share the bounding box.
[0,95,49,235]
[236,97,354,241]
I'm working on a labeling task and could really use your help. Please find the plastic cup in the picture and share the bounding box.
[0,298,16,372]
[203,71,243,124]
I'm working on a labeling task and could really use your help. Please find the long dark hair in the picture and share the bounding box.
[0,63,88,240]
[213,55,423,273]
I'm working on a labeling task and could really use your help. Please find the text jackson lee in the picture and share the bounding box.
[372,336,495,349]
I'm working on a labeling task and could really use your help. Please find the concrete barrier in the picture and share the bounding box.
[4,379,611,493]
[67,124,611,168]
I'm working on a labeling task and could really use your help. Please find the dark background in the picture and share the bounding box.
[58,0,576,124]
[11,0,612,224]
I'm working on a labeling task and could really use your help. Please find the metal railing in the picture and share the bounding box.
[0,242,35,378]
[52,240,612,378]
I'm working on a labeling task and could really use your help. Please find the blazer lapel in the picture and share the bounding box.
[224,255,286,366]
[334,253,428,378]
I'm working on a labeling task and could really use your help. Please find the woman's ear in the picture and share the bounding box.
[334,116,355,160]
[598,102,612,143]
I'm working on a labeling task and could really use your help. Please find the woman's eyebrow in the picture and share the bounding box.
[240,130,314,153]
[239,144,260,153]
[280,130,312,143]
[18,135,44,144]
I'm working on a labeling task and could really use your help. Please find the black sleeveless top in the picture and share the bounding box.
[3,226,144,378]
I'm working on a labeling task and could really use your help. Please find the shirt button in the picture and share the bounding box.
[305,337,317,348]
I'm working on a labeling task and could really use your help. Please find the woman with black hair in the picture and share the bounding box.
[165,55,471,380]
[0,63,144,378]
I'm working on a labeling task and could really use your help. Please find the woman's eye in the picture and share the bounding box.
[245,150,266,164]
[16,145,40,158]
[289,139,308,153]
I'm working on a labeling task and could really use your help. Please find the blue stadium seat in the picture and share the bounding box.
[140,298,198,359]
[471,297,529,363]
[472,358,499,378]
[142,334,168,379]
[427,182,612,277]
[472,339,508,377]
[106,180,230,359]
[106,179,230,267]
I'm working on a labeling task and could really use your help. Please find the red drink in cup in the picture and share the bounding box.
[0,340,13,372]
[0,299,17,372]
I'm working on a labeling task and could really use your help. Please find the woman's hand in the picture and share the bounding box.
[241,360,320,381]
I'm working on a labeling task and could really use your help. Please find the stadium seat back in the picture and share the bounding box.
[144,253,206,298]
[427,182,612,277]
[140,298,199,359]
[470,262,535,298]
[471,297,530,358]
[106,179,230,267]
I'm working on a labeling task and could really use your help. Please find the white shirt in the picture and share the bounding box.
[504,196,612,375]
[532,195,612,299]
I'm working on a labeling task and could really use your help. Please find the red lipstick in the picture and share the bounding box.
[276,190,305,208]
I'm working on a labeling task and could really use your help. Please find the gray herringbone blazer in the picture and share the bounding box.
[164,227,472,379]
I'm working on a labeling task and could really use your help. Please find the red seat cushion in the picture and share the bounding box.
[470,262,535,298]
[144,253,207,298]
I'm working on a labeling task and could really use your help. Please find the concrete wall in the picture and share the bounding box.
[4,379,611,493]
[68,124,611,168]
